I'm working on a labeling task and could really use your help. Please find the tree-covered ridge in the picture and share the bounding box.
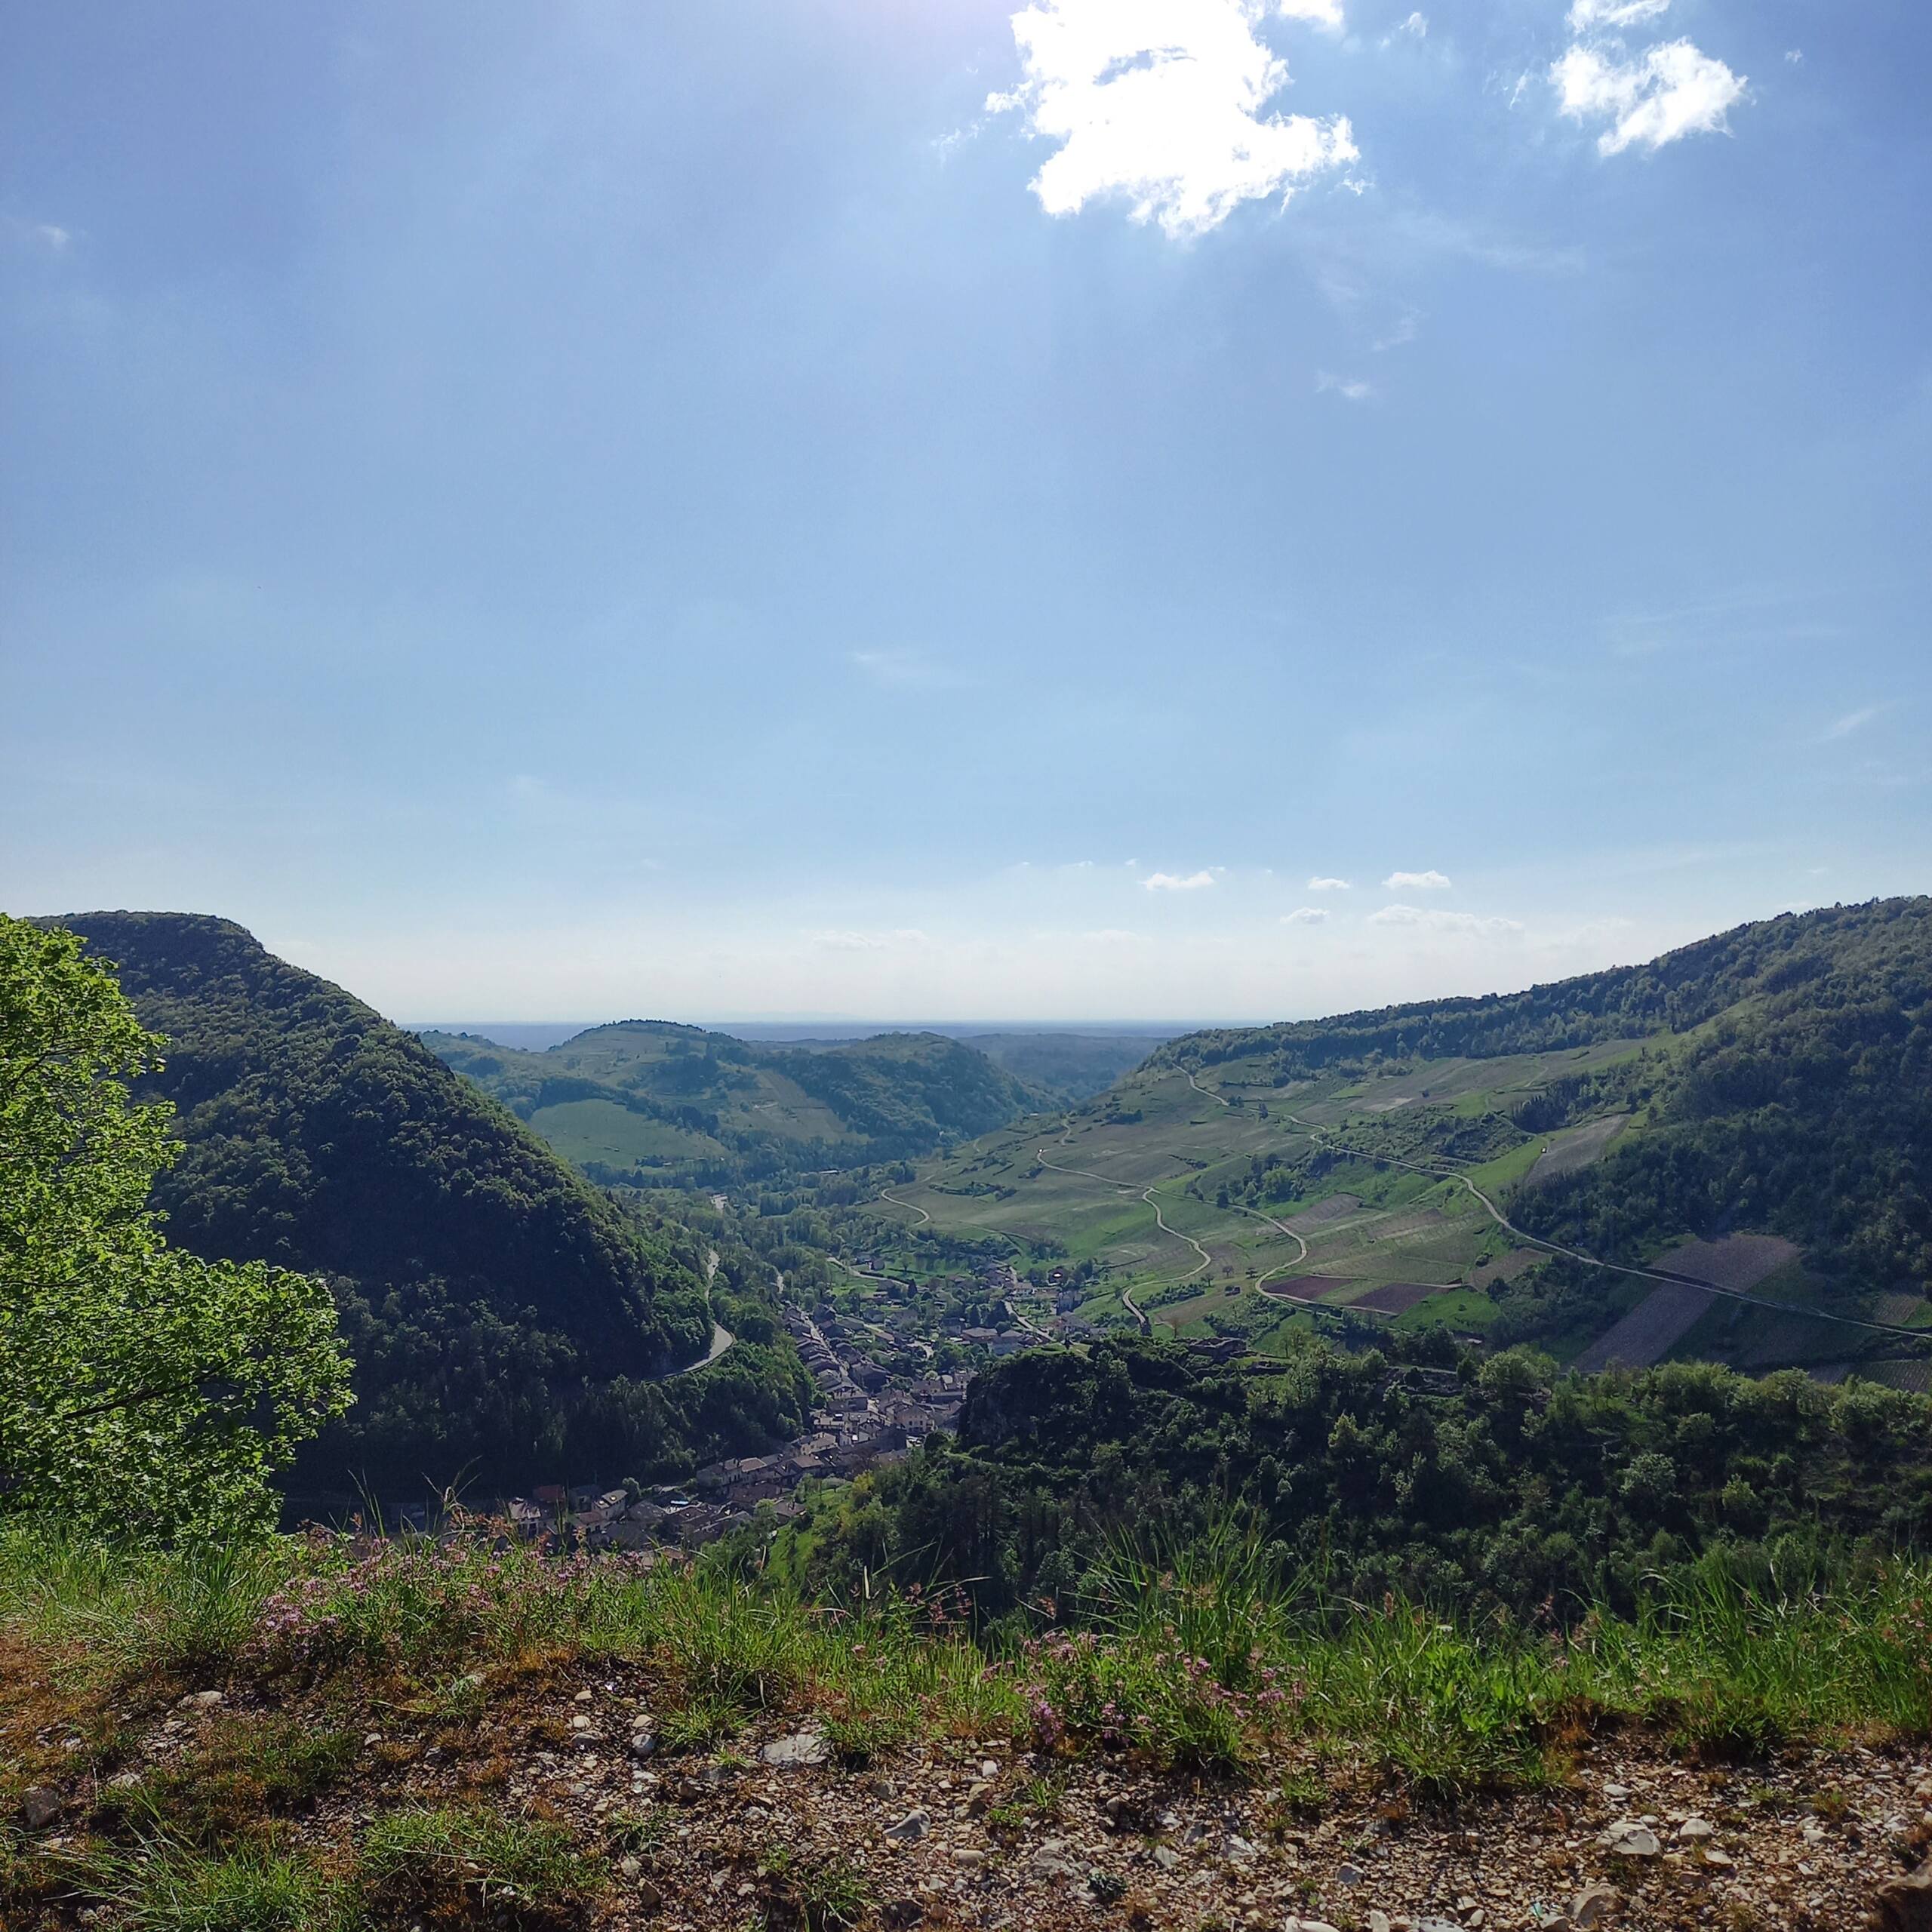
[426,1015,1048,1189]
[1159,897,1932,1079]
[1153,897,1932,1302]
[38,914,789,1498]
[768,1031,1045,1146]
[1,916,349,1540]
[804,1335,1932,1623]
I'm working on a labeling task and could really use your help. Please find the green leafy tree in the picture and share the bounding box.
[0,917,352,1539]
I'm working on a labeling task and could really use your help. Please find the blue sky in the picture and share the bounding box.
[4,0,1927,1023]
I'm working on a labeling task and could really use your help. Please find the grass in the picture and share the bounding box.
[359,1807,602,1920]
[4,1515,1930,1926]
[57,1836,355,1932]
[96,1715,357,1843]
[756,1844,871,1930]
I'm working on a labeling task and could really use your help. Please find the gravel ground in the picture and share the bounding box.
[19,1666,1925,1930]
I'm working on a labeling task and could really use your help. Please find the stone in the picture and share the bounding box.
[759,1731,829,1768]
[1570,1882,1620,1927]
[885,1808,930,1842]
[1224,1832,1259,1866]
[629,1731,660,1760]
[1703,1849,1734,1869]
[617,1856,641,1880]
[1369,1915,1393,1932]
[1599,1820,1660,1858]
[1872,1868,1932,1932]
[635,1877,665,1913]
[966,1780,996,1814]
[1335,1863,1364,1886]
[177,1690,224,1710]
[882,1902,924,1930]
[980,1758,999,1780]
[1154,1847,1181,1872]
[20,1788,60,1831]
[1601,1783,1631,1801]
[1675,1817,1715,1841]
[1283,1919,1341,1932]
[570,1713,592,1731]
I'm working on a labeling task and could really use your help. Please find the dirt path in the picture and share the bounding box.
[876,1189,931,1226]
[1031,1131,1211,1332]
[1186,1067,1232,1108]
[1226,1201,1309,1284]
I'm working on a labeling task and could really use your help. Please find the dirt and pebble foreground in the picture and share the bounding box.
[12,1657,1930,1932]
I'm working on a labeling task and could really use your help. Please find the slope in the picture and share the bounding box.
[426,1020,1047,1187]
[851,898,1932,1377]
[45,915,805,1499]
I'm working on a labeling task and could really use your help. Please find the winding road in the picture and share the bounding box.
[877,1189,931,1226]
[652,1247,736,1378]
[1280,1119,1932,1345]
[1031,1124,1215,1333]
[1187,1068,1232,1109]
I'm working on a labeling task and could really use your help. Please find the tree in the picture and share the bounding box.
[0,917,352,1540]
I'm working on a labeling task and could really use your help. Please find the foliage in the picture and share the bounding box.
[798,1335,1932,1623]
[429,1018,1048,1191]
[33,913,808,1500]
[6,1519,1932,1828]
[1167,897,1932,1301]
[0,916,351,1540]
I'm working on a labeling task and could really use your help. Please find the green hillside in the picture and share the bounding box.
[44,915,808,1500]
[851,899,1932,1382]
[426,1019,1047,1187]
[959,1029,1171,1103]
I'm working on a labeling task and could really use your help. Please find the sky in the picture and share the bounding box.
[4,0,1928,1024]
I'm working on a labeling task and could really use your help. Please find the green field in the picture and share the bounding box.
[526,1098,728,1167]
[863,1038,1662,1341]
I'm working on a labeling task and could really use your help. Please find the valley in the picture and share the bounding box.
[804,900,1932,1392]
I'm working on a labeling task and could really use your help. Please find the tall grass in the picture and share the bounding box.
[5,1513,1928,1795]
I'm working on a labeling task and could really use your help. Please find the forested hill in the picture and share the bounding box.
[1156,897,1932,1080]
[42,914,775,1499]
[1159,896,1932,1303]
[426,1018,1046,1189]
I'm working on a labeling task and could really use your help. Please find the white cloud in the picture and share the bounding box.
[848,647,971,691]
[1082,928,1147,944]
[1144,869,1217,891]
[1281,906,1331,924]
[811,928,931,951]
[1823,706,1879,742]
[1566,0,1669,30]
[1371,307,1423,352]
[1380,10,1426,45]
[989,0,1358,240]
[1383,869,1451,890]
[1316,371,1376,401]
[1784,48,1802,66]
[1306,875,1352,891]
[4,217,73,254]
[1553,38,1746,155]
[1368,904,1524,935]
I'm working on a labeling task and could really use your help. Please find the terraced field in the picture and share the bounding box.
[865,1014,1930,1377]
[868,1041,1653,1349]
